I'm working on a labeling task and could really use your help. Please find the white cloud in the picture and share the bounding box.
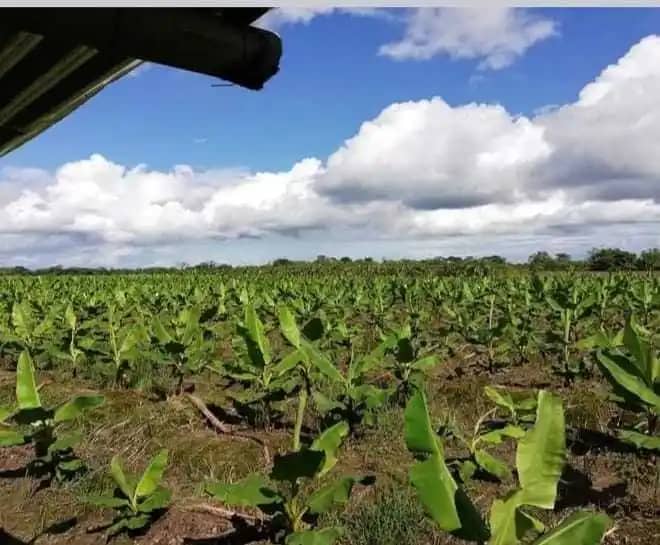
[257,8,386,30]
[2,34,660,267]
[378,8,557,69]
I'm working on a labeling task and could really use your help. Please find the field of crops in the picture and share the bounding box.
[0,265,658,545]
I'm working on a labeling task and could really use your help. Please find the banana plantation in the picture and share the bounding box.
[0,265,658,544]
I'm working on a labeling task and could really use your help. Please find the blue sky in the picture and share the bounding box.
[1,7,660,267]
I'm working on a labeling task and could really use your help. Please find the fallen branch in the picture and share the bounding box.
[185,393,272,465]
[185,502,269,524]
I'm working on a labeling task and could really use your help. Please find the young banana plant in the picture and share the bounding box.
[82,449,171,537]
[0,351,104,481]
[591,315,660,451]
[206,421,372,545]
[405,388,611,545]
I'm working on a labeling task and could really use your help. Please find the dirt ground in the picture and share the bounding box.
[1,359,658,545]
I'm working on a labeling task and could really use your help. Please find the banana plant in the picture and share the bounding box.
[82,449,171,537]
[483,386,537,426]
[593,316,660,451]
[0,351,104,481]
[545,281,596,379]
[225,303,302,428]
[386,324,440,400]
[405,388,611,545]
[311,331,398,431]
[151,305,216,394]
[206,421,372,545]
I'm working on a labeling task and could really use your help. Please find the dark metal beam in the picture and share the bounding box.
[0,8,281,90]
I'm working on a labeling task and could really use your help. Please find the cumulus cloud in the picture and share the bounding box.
[378,8,557,69]
[2,35,660,266]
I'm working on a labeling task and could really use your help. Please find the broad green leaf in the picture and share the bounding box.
[302,341,344,383]
[245,304,271,365]
[623,316,650,380]
[307,476,360,514]
[16,351,41,410]
[206,473,281,507]
[110,455,134,500]
[489,489,524,545]
[458,460,477,483]
[152,317,173,344]
[54,395,105,422]
[273,348,304,377]
[484,386,515,414]
[531,511,611,545]
[80,495,130,508]
[412,355,439,371]
[596,351,660,411]
[311,421,349,476]
[410,454,487,541]
[279,306,301,348]
[0,405,13,423]
[65,304,76,330]
[137,486,172,512]
[125,514,152,530]
[617,429,660,451]
[271,449,325,483]
[58,459,84,472]
[285,527,343,545]
[12,302,33,339]
[0,429,26,447]
[517,391,565,509]
[404,389,441,456]
[48,432,82,452]
[135,449,168,499]
[475,449,511,481]
[479,425,526,445]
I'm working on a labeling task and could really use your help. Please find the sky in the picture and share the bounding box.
[1,7,660,268]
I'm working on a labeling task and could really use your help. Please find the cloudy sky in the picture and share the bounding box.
[2,7,660,268]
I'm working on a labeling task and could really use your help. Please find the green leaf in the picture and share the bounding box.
[458,460,477,483]
[623,316,650,380]
[49,432,82,452]
[12,302,33,339]
[302,341,344,383]
[65,304,76,330]
[16,351,41,410]
[475,449,511,481]
[58,459,84,472]
[206,473,281,507]
[410,453,487,541]
[531,511,611,545]
[307,476,362,514]
[137,486,171,512]
[135,449,168,499]
[245,304,271,365]
[479,425,526,445]
[54,395,105,422]
[110,455,134,500]
[411,355,439,371]
[404,389,441,456]
[152,317,173,344]
[0,429,26,447]
[517,391,565,509]
[596,351,660,411]
[271,449,325,483]
[617,429,660,451]
[125,513,152,530]
[484,386,515,414]
[80,495,130,508]
[285,527,343,545]
[273,348,304,377]
[489,489,524,545]
[311,421,349,477]
[0,405,14,423]
[279,306,301,348]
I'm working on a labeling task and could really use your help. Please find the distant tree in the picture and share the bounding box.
[637,248,660,270]
[528,251,556,270]
[272,258,293,266]
[587,248,637,271]
[316,255,329,263]
[482,255,507,265]
[339,256,352,263]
